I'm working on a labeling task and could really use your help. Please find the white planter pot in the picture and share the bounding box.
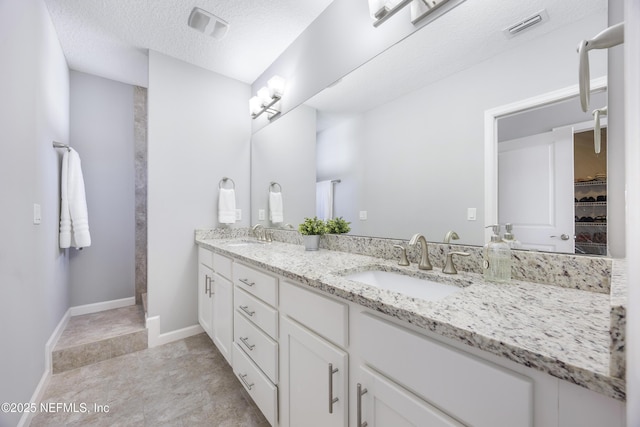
[303,235,320,251]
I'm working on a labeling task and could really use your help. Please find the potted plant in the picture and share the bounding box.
[325,217,351,234]
[298,217,326,251]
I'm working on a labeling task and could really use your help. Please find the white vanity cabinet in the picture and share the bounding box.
[355,312,533,427]
[197,246,233,364]
[279,281,349,427]
[232,262,279,426]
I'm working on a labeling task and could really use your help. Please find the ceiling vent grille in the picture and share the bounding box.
[503,9,549,39]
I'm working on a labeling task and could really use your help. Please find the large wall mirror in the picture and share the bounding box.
[251,0,612,255]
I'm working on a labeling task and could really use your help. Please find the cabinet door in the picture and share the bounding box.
[212,273,233,365]
[357,366,465,427]
[198,263,214,338]
[280,316,348,427]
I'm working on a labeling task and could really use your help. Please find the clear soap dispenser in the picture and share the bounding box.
[483,224,512,283]
[502,223,522,250]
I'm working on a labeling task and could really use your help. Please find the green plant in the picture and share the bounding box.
[298,217,327,235]
[326,217,351,234]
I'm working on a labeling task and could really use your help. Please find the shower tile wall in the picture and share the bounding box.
[135,86,148,306]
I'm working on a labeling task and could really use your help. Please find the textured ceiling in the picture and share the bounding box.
[44,0,335,86]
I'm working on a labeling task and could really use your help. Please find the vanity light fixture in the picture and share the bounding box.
[368,0,463,28]
[250,76,286,120]
[188,7,229,40]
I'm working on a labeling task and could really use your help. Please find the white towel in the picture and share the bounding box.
[316,180,333,220]
[218,188,236,224]
[59,148,91,249]
[269,191,284,224]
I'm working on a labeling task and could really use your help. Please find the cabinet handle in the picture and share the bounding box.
[357,383,368,427]
[208,276,215,296]
[239,336,255,351]
[239,373,254,390]
[239,305,255,317]
[239,278,255,287]
[328,363,339,414]
[205,275,213,296]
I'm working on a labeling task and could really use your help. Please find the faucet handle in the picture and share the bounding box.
[393,245,410,266]
[443,251,470,275]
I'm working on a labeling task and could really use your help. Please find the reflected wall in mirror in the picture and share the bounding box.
[251,0,610,252]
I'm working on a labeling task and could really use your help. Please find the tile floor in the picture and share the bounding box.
[32,333,269,426]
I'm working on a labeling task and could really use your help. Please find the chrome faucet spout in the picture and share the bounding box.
[409,233,432,270]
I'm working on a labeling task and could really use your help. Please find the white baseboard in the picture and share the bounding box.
[18,296,138,427]
[146,315,204,348]
[69,296,135,316]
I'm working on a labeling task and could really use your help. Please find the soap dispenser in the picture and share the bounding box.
[483,224,512,283]
[502,223,522,250]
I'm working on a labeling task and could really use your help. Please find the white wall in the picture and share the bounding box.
[0,0,70,425]
[316,13,608,245]
[251,105,317,227]
[147,51,251,334]
[68,71,136,305]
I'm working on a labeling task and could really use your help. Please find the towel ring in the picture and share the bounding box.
[269,181,282,193]
[219,177,235,189]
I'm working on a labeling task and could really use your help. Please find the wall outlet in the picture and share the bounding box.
[235,209,242,221]
[359,211,368,220]
[258,209,265,221]
[33,203,41,225]
[467,207,477,221]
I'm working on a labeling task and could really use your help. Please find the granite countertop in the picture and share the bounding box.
[196,237,625,401]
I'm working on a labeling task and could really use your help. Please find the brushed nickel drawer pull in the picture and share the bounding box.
[239,336,255,350]
[357,383,368,427]
[239,278,255,287]
[328,363,339,414]
[239,305,255,317]
[239,373,254,390]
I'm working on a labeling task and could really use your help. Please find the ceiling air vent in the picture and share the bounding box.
[503,9,549,39]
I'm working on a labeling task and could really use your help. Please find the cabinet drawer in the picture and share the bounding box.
[280,281,348,348]
[359,313,532,427]
[213,253,232,280]
[233,343,277,426]
[198,246,214,269]
[233,263,278,306]
[235,287,278,339]
[235,311,278,383]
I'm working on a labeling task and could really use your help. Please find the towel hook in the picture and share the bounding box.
[219,177,235,189]
[269,181,282,193]
[53,141,71,152]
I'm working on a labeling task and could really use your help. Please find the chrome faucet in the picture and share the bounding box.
[443,230,460,244]
[252,224,266,241]
[409,233,432,270]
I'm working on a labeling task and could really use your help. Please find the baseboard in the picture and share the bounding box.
[146,315,204,348]
[69,296,135,316]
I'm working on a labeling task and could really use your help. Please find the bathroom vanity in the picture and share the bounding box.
[195,230,626,427]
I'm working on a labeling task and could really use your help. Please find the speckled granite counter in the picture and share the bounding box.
[196,234,626,401]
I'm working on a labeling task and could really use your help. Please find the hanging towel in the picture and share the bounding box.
[316,180,333,220]
[218,188,237,224]
[269,191,284,223]
[59,148,91,249]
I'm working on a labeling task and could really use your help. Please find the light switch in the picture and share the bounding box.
[33,203,41,225]
[258,209,265,221]
[235,209,242,221]
[467,208,477,221]
[359,211,368,220]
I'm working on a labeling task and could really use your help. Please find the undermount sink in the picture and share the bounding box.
[344,269,463,301]
[226,239,267,247]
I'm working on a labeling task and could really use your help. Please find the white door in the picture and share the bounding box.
[498,127,574,253]
[357,366,465,427]
[198,263,214,338]
[279,316,348,427]
[212,273,233,365]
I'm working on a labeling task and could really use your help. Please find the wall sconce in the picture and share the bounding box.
[368,0,463,28]
[250,76,286,120]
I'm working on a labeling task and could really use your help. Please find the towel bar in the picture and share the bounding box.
[53,141,71,152]
[219,177,235,189]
